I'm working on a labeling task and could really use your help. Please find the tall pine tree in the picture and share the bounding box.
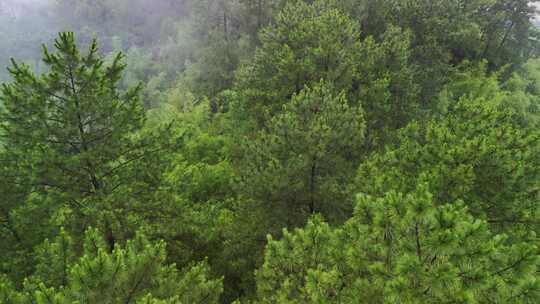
[0,32,145,251]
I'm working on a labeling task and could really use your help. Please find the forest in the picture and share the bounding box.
[1,0,540,303]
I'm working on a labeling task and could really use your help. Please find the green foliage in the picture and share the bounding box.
[348,0,540,101]
[504,58,540,126]
[256,186,540,303]
[357,96,540,237]
[437,62,504,113]
[222,81,366,299]
[233,0,418,146]
[0,229,223,303]
[2,1,540,303]
[241,82,365,228]
[0,32,177,291]
[33,228,75,288]
[0,32,144,205]
[235,1,363,122]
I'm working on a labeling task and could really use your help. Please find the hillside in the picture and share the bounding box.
[1,1,540,303]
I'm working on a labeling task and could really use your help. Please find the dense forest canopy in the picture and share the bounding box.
[1,0,540,303]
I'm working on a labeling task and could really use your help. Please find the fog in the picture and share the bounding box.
[0,0,194,81]
[1,0,539,83]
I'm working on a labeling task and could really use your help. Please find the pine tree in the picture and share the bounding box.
[0,229,223,303]
[0,32,148,251]
[357,93,540,239]
[234,0,365,127]
[255,185,540,303]
[232,0,418,145]
[241,81,365,231]
[33,228,75,288]
[0,32,144,206]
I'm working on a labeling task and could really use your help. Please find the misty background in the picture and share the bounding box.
[0,0,199,105]
[1,0,539,110]
[0,0,273,111]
